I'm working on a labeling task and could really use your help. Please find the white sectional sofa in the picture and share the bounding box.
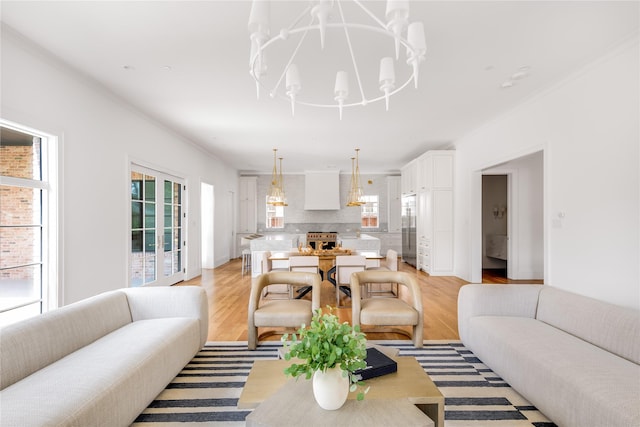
[0,286,208,427]
[458,284,640,427]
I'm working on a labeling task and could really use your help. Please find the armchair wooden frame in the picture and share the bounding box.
[351,271,424,348]
[248,271,321,350]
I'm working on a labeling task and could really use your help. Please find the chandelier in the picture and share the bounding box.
[346,148,365,207]
[248,0,426,119]
[267,149,288,206]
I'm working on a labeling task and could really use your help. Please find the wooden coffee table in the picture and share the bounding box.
[238,356,444,427]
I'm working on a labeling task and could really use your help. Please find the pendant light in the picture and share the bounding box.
[347,148,365,207]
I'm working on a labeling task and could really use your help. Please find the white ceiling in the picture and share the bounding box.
[2,1,638,173]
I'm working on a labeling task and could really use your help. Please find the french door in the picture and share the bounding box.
[130,165,185,287]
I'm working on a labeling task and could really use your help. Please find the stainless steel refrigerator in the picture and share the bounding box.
[401,194,417,267]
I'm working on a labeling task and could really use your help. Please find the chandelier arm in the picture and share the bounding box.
[352,0,389,30]
[336,0,366,104]
[287,4,313,32]
[252,23,421,109]
[270,16,314,98]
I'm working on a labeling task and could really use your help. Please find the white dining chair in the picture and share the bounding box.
[288,256,320,299]
[334,255,366,307]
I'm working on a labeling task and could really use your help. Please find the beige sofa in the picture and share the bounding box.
[0,286,208,427]
[458,284,640,427]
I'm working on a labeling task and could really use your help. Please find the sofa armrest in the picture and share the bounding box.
[121,286,208,347]
[457,284,543,344]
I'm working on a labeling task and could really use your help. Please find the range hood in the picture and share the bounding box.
[304,171,340,210]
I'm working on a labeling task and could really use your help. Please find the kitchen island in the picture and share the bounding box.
[250,234,301,277]
[338,233,381,253]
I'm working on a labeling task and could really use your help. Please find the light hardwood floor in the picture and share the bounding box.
[179,259,542,342]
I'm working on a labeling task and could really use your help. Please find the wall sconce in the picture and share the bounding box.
[493,205,506,219]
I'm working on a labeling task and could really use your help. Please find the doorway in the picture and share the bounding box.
[201,182,214,269]
[482,175,508,279]
[476,150,544,282]
[130,165,185,287]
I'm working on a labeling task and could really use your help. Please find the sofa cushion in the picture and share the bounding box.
[0,317,201,427]
[537,287,640,364]
[467,316,640,427]
[0,291,132,390]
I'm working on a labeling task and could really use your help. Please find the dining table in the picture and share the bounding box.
[268,250,384,299]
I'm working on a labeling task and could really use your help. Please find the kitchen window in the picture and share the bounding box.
[360,195,379,228]
[266,197,284,229]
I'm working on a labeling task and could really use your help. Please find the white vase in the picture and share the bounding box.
[312,366,349,410]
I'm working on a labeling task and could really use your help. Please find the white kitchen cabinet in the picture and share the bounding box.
[387,176,402,232]
[238,176,257,233]
[401,159,417,195]
[416,151,455,276]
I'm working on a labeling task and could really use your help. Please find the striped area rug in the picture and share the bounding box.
[131,341,557,427]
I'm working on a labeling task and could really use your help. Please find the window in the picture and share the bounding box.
[360,195,379,228]
[266,197,284,229]
[0,122,57,327]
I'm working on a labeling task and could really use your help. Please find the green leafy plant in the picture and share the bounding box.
[281,307,369,400]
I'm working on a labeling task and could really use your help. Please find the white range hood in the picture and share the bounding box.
[304,171,340,210]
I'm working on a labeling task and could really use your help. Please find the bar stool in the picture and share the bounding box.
[241,249,252,276]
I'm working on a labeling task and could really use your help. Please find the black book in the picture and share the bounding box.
[353,347,398,381]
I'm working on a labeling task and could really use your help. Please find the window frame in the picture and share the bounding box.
[0,120,58,326]
[265,196,285,229]
[360,194,379,229]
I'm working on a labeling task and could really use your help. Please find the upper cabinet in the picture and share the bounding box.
[417,150,454,191]
[238,176,257,233]
[401,159,417,195]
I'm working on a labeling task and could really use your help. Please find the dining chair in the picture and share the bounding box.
[365,249,399,297]
[288,256,320,299]
[334,255,366,307]
[260,251,291,299]
[350,270,423,348]
[248,271,321,350]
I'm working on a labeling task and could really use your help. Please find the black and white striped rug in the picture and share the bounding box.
[131,341,557,427]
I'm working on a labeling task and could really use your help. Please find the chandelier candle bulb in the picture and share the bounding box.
[248,0,270,38]
[379,57,396,111]
[286,64,301,116]
[385,0,410,60]
[335,71,349,120]
[407,22,426,88]
[311,0,332,49]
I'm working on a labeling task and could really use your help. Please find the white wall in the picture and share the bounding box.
[1,26,238,305]
[453,37,639,309]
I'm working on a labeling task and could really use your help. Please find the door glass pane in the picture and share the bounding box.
[131,201,142,228]
[131,173,142,200]
[173,182,181,204]
[132,230,143,252]
[0,302,41,328]
[144,203,155,228]
[164,203,172,227]
[164,180,172,203]
[144,229,156,284]
[144,176,156,202]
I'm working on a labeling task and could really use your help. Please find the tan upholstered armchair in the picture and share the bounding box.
[350,271,424,348]
[247,271,321,350]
